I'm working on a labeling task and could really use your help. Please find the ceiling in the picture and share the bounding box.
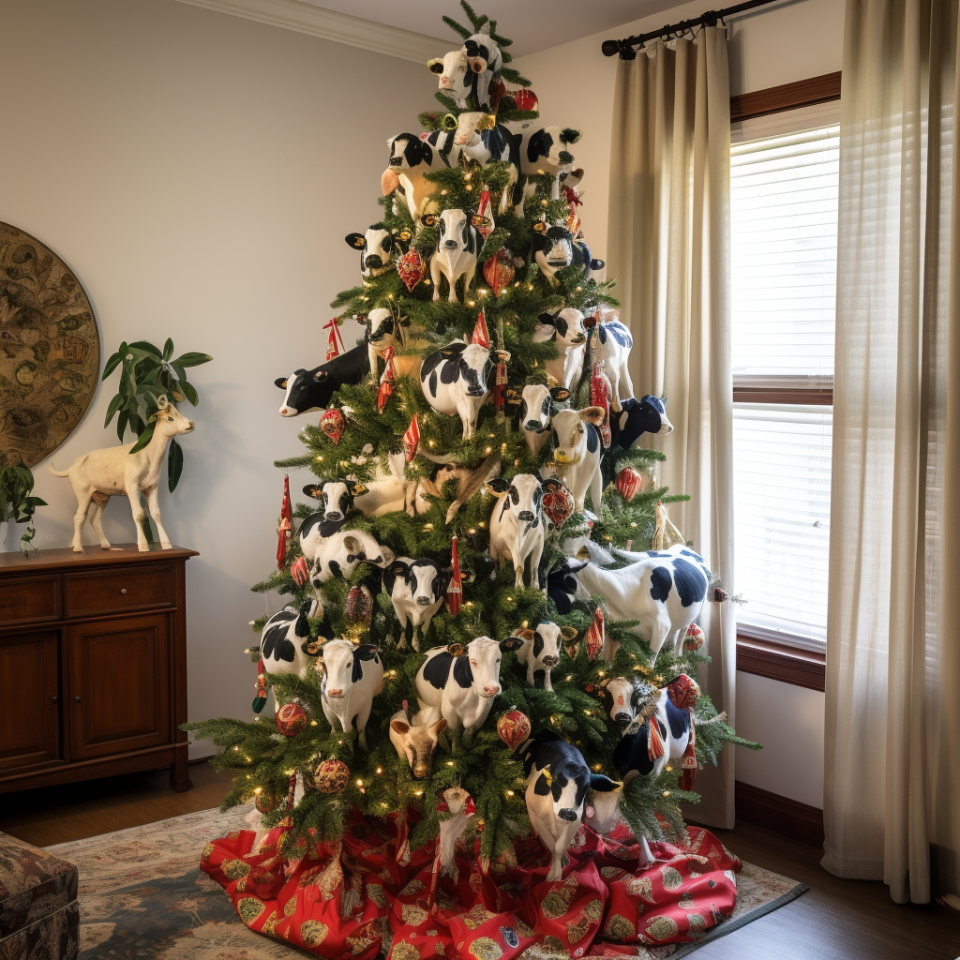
[294,0,697,57]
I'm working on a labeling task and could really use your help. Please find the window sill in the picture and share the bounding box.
[736,634,826,692]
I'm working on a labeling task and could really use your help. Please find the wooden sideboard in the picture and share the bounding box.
[0,544,197,795]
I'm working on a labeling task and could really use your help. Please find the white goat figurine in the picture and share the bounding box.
[49,396,195,552]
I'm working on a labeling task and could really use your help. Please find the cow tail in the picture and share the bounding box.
[295,599,314,638]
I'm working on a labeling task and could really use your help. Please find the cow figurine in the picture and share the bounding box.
[515,622,576,691]
[437,785,475,881]
[49,396,195,553]
[275,343,369,416]
[388,707,449,778]
[533,309,589,390]
[317,640,384,749]
[256,600,322,685]
[486,474,560,590]
[420,340,502,441]
[506,381,571,455]
[382,133,448,221]
[306,529,395,580]
[405,455,502,523]
[343,225,408,280]
[531,224,602,282]
[424,209,486,303]
[592,317,635,411]
[517,731,621,881]
[427,23,503,111]
[415,636,523,734]
[612,682,692,784]
[383,557,449,651]
[551,406,606,514]
[609,396,674,449]
[547,545,711,654]
[303,474,406,522]
[453,112,522,212]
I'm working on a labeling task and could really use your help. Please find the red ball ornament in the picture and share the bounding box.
[616,466,644,502]
[543,483,575,531]
[483,248,516,297]
[275,701,308,737]
[314,758,350,794]
[497,709,531,751]
[345,584,373,627]
[254,789,277,814]
[397,249,427,292]
[514,89,539,113]
[683,623,705,652]
[320,408,346,445]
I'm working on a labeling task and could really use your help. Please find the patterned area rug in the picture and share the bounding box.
[47,808,807,959]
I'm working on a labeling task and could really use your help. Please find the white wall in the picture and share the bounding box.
[514,0,844,809]
[0,0,429,748]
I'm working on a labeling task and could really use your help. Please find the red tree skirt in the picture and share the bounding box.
[200,810,741,960]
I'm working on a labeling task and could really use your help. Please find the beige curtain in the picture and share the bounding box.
[607,28,736,827]
[824,0,960,903]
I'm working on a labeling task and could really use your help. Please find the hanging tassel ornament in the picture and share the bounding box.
[446,534,463,616]
[646,714,665,763]
[403,413,420,462]
[377,346,395,412]
[652,500,685,550]
[475,188,494,239]
[680,724,698,791]
[482,247,515,297]
[252,658,267,714]
[322,317,345,362]
[585,605,605,661]
[277,475,293,570]
[590,361,613,446]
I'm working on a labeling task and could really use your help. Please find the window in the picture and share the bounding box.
[730,101,839,653]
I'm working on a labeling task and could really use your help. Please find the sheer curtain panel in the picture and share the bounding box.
[607,28,736,827]
[824,0,960,903]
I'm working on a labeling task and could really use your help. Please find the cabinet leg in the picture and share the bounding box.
[171,749,193,793]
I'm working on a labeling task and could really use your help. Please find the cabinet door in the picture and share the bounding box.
[68,615,170,761]
[0,631,60,772]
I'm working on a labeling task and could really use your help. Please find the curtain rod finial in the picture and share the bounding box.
[601,39,621,57]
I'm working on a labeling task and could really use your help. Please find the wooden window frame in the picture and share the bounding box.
[730,72,840,692]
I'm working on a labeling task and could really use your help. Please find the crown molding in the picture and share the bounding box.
[171,0,443,63]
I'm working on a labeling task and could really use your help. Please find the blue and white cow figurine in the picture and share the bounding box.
[608,395,675,449]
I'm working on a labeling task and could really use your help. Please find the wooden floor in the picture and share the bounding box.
[2,763,958,960]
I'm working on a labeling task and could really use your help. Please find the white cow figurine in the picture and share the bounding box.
[551,406,607,514]
[383,557,449,651]
[49,396,194,553]
[317,640,384,749]
[506,381,571,455]
[415,636,523,734]
[257,601,321,682]
[306,529,395,580]
[424,209,486,303]
[533,309,589,391]
[592,315,635,411]
[515,622,577,692]
[420,340,502,441]
[485,474,561,590]
[388,707,448,779]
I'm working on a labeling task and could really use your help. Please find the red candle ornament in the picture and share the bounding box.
[277,475,293,570]
[322,317,345,361]
[475,189,494,239]
[482,248,515,297]
[377,346,395,412]
[543,482,575,531]
[514,88,538,113]
[471,310,491,348]
[403,413,420,462]
[591,362,613,447]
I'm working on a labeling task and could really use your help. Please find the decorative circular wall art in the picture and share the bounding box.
[0,222,100,468]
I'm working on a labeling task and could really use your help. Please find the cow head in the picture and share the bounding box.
[517,622,568,668]
[427,49,472,98]
[385,133,434,171]
[584,776,625,835]
[364,307,396,348]
[485,474,557,527]
[546,557,589,615]
[344,226,407,278]
[434,209,486,253]
[150,396,195,438]
[615,396,674,449]
[537,308,587,347]
[317,639,379,698]
[390,713,449,779]
[464,635,524,699]
[275,366,331,417]
[600,677,656,731]
[388,558,449,607]
[439,340,493,398]
[505,382,570,449]
[453,111,496,146]
[314,480,365,523]
[533,225,576,270]
[552,407,606,465]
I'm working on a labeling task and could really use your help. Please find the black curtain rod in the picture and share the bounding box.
[601,0,783,58]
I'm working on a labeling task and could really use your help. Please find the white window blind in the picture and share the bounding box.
[731,120,839,650]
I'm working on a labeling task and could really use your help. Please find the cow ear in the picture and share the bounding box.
[432,717,449,735]
[580,406,606,426]
[485,478,509,497]
[313,370,328,381]
[589,774,622,793]
[559,625,579,642]
[356,644,378,661]
[504,388,522,404]
[345,233,366,249]
[343,535,361,553]
[500,636,524,652]
[439,344,462,359]
[420,214,437,227]
[275,378,288,389]
[538,312,556,326]
[516,628,536,642]
[541,478,562,494]
[551,387,571,403]
[302,484,322,500]
[426,58,444,75]
[345,480,366,498]
[387,560,409,576]
[533,221,548,234]
[391,719,410,735]
[467,56,487,74]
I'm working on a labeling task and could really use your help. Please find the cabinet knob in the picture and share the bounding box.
[75,696,82,703]
[120,588,127,595]
[52,696,58,703]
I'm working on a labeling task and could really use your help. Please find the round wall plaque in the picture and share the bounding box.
[0,222,100,468]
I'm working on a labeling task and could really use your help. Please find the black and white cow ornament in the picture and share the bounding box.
[343,225,410,280]
[422,209,487,303]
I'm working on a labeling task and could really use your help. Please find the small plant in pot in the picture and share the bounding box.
[0,454,46,556]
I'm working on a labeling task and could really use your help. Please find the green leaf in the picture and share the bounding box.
[116,409,129,442]
[130,340,163,358]
[104,393,123,427]
[171,352,213,368]
[129,422,155,454]
[163,338,174,361]
[168,438,183,492]
[102,352,122,380]
[179,379,199,406]
[172,364,187,383]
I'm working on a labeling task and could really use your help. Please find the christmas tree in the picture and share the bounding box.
[188,6,755,956]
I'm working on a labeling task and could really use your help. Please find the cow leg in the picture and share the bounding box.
[396,608,409,650]
[500,166,518,214]
[514,561,524,590]
[355,703,372,749]
[527,659,537,687]
[461,261,476,301]
[587,465,604,516]
[89,497,112,549]
[411,620,421,654]
[542,668,554,693]
[430,255,443,303]
[144,485,173,549]
[71,488,93,552]
[529,538,543,591]
[124,481,150,551]
[608,364,623,412]
[620,361,635,404]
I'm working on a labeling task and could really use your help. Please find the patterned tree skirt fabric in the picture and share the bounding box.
[48,807,808,960]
